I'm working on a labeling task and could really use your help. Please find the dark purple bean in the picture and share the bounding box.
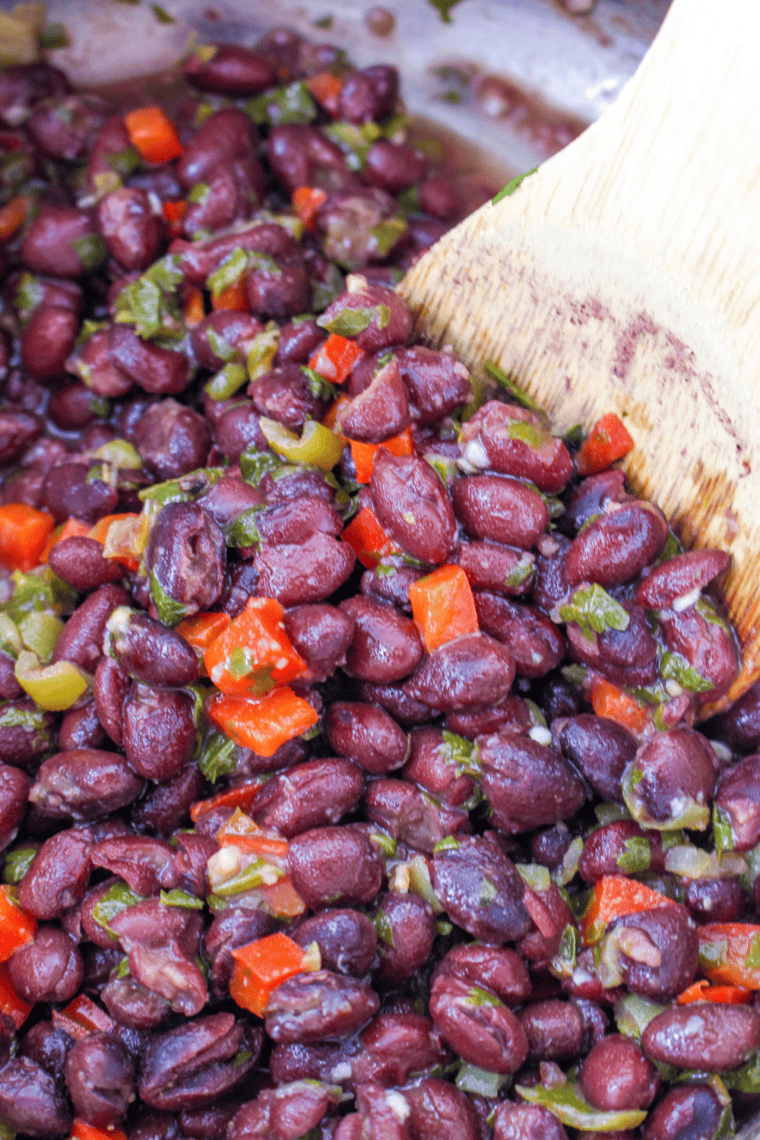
[200,476,264,529]
[139,1013,262,1111]
[636,548,731,608]
[20,304,79,380]
[184,44,277,94]
[340,356,410,443]
[191,310,263,371]
[465,400,573,493]
[18,827,92,920]
[493,1102,568,1140]
[254,531,355,606]
[517,882,574,966]
[109,898,206,1015]
[96,186,163,270]
[246,261,311,323]
[132,398,212,481]
[27,93,108,159]
[364,777,469,853]
[339,65,398,123]
[0,1056,71,1138]
[612,904,698,1002]
[474,592,565,678]
[434,943,532,1005]
[714,752,760,850]
[432,832,531,944]
[93,656,128,746]
[174,221,301,286]
[19,1021,73,1083]
[0,61,69,124]
[110,324,191,395]
[177,107,257,188]
[48,536,123,592]
[565,500,669,586]
[403,1077,479,1140]
[283,603,354,682]
[321,279,413,353]
[131,763,204,837]
[705,678,760,752]
[288,825,384,910]
[532,533,571,611]
[122,684,197,781]
[402,725,477,807]
[265,969,379,1043]
[660,600,740,704]
[257,497,342,545]
[517,999,584,1061]
[102,974,170,1029]
[22,204,102,278]
[0,699,54,771]
[340,596,424,683]
[324,701,408,775]
[0,407,41,465]
[266,124,351,194]
[106,607,199,688]
[91,835,176,895]
[429,973,528,1074]
[361,562,424,610]
[250,757,364,837]
[276,317,324,365]
[64,1032,135,1127]
[66,325,133,399]
[566,600,658,688]
[353,1012,448,1088]
[642,1083,723,1140]
[292,909,377,977]
[578,821,664,884]
[362,139,428,193]
[29,748,144,820]
[560,714,637,803]
[418,176,460,220]
[628,727,716,828]
[683,875,745,922]
[52,582,128,673]
[8,925,83,1004]
[456,540,535,596]
[404,632,516,712]
[642,1002,760,1071]
[145,501,226,619]
[445,694,532,740]
[269,1040,352,1090]
[357,680,432,727]
[373,890,436,983]
[390,346,472,425]
[581,1035,659,1114]
[43,460,119,524]
[213,401,266,461]
[230,1082,340,1140]
[531,826,572,870]
[182,157,265,236]
[0,763,30,850]
[370,450,457,563]
[48,381,105,431]
[452,474,548,548]
[204,908,279,999]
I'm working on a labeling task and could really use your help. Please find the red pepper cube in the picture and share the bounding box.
[0,885,36,962]
[230,931,306,1017]
[409,564,479,652]
[207,687,319,757]
[204,597,306,698]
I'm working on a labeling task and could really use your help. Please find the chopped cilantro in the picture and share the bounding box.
[559,584,630,640]
[491,166,539,205]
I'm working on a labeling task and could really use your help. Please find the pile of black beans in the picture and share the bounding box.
[1,25,760,1140]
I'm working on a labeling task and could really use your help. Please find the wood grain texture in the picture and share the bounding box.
[400,0,760,714]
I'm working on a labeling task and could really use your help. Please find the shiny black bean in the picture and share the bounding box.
[96,186,163,270]
[200,476,264,529]
[340,356,410,443]
[191,310,263,371]
[370,450,457,564]
[49,535,124,593]
[452,474,548,548]
[324,701,408,775]
[257,497,342,545]
[560,714,637,803]
[434,943,532,1005]
[357,680,432,727]
[402,725,477,806]
[18,827,92,920]
[465,400,573,493]
[175,221,301,286]
[66,325,134,398]
[110,324,191,395]
[403,1077,479,1140]
[269,1040,351,1090]
[353,1012,448,1088]
[0,407,42,465]
[321,279,413,353]
[132,398,212,481]
[22,204,102,278]
[578,821,664,884]
[0,1056,71,1138]
[429,973,528,1074]
[339,64,398,122]
[288,825,384,910]
[705,678,760,751]
[0,699,54,770]
[0,60,69,124]
[254,531,355,605]
[93,656,128,745]
[577,1034,658,1113]
[660,600,740,704]
[276,316,324,364]
[131,763,204,837]
[48,381,104,431]
[230,1082,341,1140]
[474,592,565,678]
[373,891,436,983]
[251,757,364,837]
[106,607,199,688]
[361,563,424,610]
[29,747,144,821]
[565,500,669,587]
[102,974,170,1029]
[213,401,266,461]
[8,925,83,1003]
[456,540,535,596]
[0,763,30,851]
[340,596,424,683]
[122,684,197,781]
[283,603,354,682]
[246,261,311,323]
[518,999,584,1061]
[641,1084,723,1140]
[629,727,716,828]
[516,882,574,967]
[52,582,129,673]
[684,875,745,922]
[27,92,107,158]
[404,632,516,712]
[292,909,377,977]
[204,908,279,999]
[64,1032,135,1127]
[184,44,277,94]
[531,533,571,610]
[642,1002,760,1071]
[90,834,176,895]
[612,904,698,1002]
[139,1013,262,1111]
[432,832,531,944]
[109,898,206,1015]
[145,501,226,619]
[364,777,469,853]
[21,304,79,380]
[177,107,257,188]
[636,548,731,608]
[265,969,379,1043]
[493,1102,568,1140]
[43,460,119,524]
[19,1021,73,1083]
[396,347,473,427]
[531,826,572,870]
[714,753,760,850]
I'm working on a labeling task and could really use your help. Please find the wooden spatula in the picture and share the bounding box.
[399,0,760,716]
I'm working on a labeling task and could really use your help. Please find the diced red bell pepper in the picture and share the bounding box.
[698,923,760,989]
[52,993,114,1040]
[204,596,306,697]
[677,978,753,1004]
[306,72,344,115]
[582,875,673,945]
[590,676,651,738]
[308,333,364,384]
[177,611,232,654]
[0,963,32,1029]
[409,564,479,652]
[350,426,414,484]
[576,412,634,475]
[207,687,318,757]
[292,185,327,230]
[124,106,183,163]
[229,932,307,1017]
[0,504,55,572]
[341,505,400,569]
[190,780,265,824]
[0,885,36,961]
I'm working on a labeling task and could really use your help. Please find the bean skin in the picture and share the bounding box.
[48,536,123,592]
[21,304,79,380]
[579,1034,658,1112]
[0,763,30,851]
[184,43,277,95]
[265,970,380,1043]
[456,540,535,596]
[319,279,413,353]
[340,355,410,443]
[404,632,516,712]
[288,825,384,910]
[464,400,573,493]
[517,999,585,1061]
[0,1056,71,1138]
[641,1084,723,1140]
[429,973,528,1074]
[364,777,470,853]
[433,943,532,1005]
[283,603,354,683]
[43,460,119,525]
[52,583,129,674]
[292,909,377,977]
[64,1032,135,1128]
[18,828,92,920]
[21,204,102,278]
[432,833,532,944]
[452,474,549,549]
[250,757,365,837]
[0,407,42,466]
[628,727,716,829]
[132,398,211,482]
[373,891,436,983]
[353,1012,449,1088]
[474,592,566,678]
[8,925,83,1004]
[122,684,197,782]
[611,904,698,1002]
[636,549,731,608]
[0,699,59,770]
[578,821,665,884]
[18,1021,73,1083]
[403,1078,479,1140]
[565,500,669,587]
[257,497,342,546]
[370,450,457,564]
[660,600,740,704]
[493,1103,568,1140]
[93,656,129,746]
[145,502,227,619]
[560,714,637,803]
[254,532,355,606]
[324,701,409,774]
[714,752,760,850]
[29,748,144,821]
[403,725,477,807]
[340,596,424,684]
[642,1003,760,1071]
[106,607,199,688]
[131,763,204,838]
[476,732,586,834]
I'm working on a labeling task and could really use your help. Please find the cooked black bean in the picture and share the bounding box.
[641,1084,723,1140]
[578,1033,658,1112]
[110,324,192,395]
[456,539,535,596]
[29,748,144,820]
[145,501,226,619]
[49,535,123,593]
[578,820,664,884]
[402,725,477,806]
[22,204,102,278]
[52,583,129,673]
[96,186,163,270]
[373,891,436,983]
[0,762,30,850]
[643,1003,760,1071]
[18,827,92,920]
[627,727,716,829]
[565,500,669,586]
[324,701,408,774]
[611,904,698,1002]
[132,399,212,481]
[518,999,584,1061]
[403,1077,480,1140]
[353,1011,448,1087]
[560,714,637,803]
[130,763,204,837]
[283,603,354,682]
[66,325,133,398]
[660,599,740,704]
[474,592,566,678]
[0,1056,71,1138]
[64,1032,135,1127]
[476,732,586,834]
[683,874,745,922]
[102,975,170,1029]
[43,460,119,524]
[434,943,532,1005]
[90,834,176,895]
[254,531,355,605]
[493,1102,568,1140]
[288,825,384,910]
[429,972,528,1073]
[19,1021,73,1083]
[517,882,574,967]
[122,683,197,781]
[265,969,379,1043]
[0,407,42,465]
[340,596,424,683]
[184,43,277,94]
[364,777,469,853]
[257,497,342,545]
[8,925,83,1004]
[404,632,516,712]
[340,356,411,442]
[464,400,573,492]
[106,607,199,688]
[250,757,364,837]
[0,699,55,769]
[370,450,457,564]
[432,833,531,944]
[292,909,377,977]
[21,304,79,380]
[452,474,549,548]
[92,656,129,746]
[109,898,207,1015]
[706,677,760,751]
[139,1013,262,1110]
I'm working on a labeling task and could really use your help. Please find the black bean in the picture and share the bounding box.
[145,501,227,619]
[579,1033,658,1111]
[434,943,532,1005]
[683,875,745,922]
[432,833,531,944]
[64,1032,135,1127]
[324,701,408,774]
[43,460,119,524]
[110,325,191,396]
[90,834,176,895]
[403,1077,479,1140]
[364,777,469,853]
[493,1102,568,1140]
[339,65,398,123]
[18,827,92,920]
[429,973,528,1074]
[402,725,478,807]
[465,400,573,493]
[52,583,129,673]
[565,500,669,587]
[0,699,55,770]
[283,603,354,682]
[474,592,566,678]
[48,536,123,592]
[191,310,263,371]
[132,398,212,482]
[628,727,716,829]
[96,186,163,270]
[131,763,204,837]
[254,531,355,606]
[456,540,535,596]
[340,596,424,684]
[250,757,365,837]
[518,999,584,1061]
[0,407,42,466]
[320,279,413,353]
[106,607,199,688]
[66,326,133,399]
[288,825,384,910]
[109,898,207,1016]
[257,497,342,545]
[246,262,311,323]
[370,450,457,564]
[102,975,170,1029]
[560,714,637,803]
[705,678,760,752]
[265,969,379,1043]
[641,1083,722,1140]
[660,600,740,705]
[93,656,129,746]
[373,890,436,983]
[404,632,516,712]
[0,763,30,851]
[578,821,664,884]
[29,748,144,820]
[122,684,197,782]
[22,204,102,278]
[353,1011,448,1088]
[612,904,698,1002]
[452,474,548,548]
[204,908,279,999]
[340,355,410,442]
[642,1002,760,1071]
[184,44,277,95]
[19,1021,73,1083]
[8,925,83,1004]
[292,909,377,977]
[0,1056,71,1138]
[21,304,79,380]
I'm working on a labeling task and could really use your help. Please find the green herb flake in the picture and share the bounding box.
[507,419,545,448]
[433,835,461,853]
[484,361,545,415]
[745,933,760,970]
[374,909,395,946]
[318,303,390,337]
[369,217,407,258]
[369,832,397,857]
[660,650,713,693]
[314,14,333,27]
[428,0,464,23]
[455,1063,507,1098]
[188,181,210,204]
[207,248,250,298]
[491,166,539,205]
[239,446,284,487]
[301,365,338,402]
[516,1082,647,1131]
[114,255,184,340]
[72,233,107,271]
[559,583,631,641]
[713,805,735,857]
[245,81,317,127]
[151,2,176,22]
[160,889,203,908]
[224,506,265,550]
[92,883,145,937]
[198,731,238,783]
[467,985,501,1007]
[616,836,651,873]
[3,846,37,884]
[440,729,479,776]
[479,877,498,905]
[149,571,189,628]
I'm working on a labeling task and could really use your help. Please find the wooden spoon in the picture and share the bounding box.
[399,0,760,716]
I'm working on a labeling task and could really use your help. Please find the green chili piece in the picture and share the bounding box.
[516,1082,647,1131]
[14,651,91,711]
[92,882,145,938]
[259,417,344,472]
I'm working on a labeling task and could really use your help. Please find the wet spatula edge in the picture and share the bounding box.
[399,0,760,716]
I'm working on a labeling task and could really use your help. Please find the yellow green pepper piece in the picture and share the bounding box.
[15,650,91,711]
[259,417,344,472]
